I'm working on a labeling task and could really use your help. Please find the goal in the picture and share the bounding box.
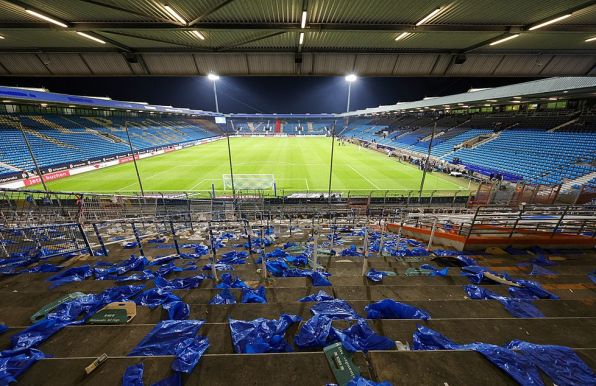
[223,174,275,190]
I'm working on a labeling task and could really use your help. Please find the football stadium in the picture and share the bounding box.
[0,1,595,385]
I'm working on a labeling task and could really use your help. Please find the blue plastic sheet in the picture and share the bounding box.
[530,255,555,266]
[155,263,183,277]
[229,314,301,354]
[464,285,544,318]
[154,275,204,290]
[162,301,190,320]
[412,326,544,386]
[241,286,267,304]
[311,300,360,320]
[332,319,396,352]
[0,325,7,335]
[218,251,248,265]
[171,335,210,373]
[283,269,332,287]
[117,270,155,282]
[94,255,148,280]
[365,299,431,320]
[294,315,333,349]
[47,265,92,288]
[299,290,334,302]
[529,264,556,276]
[590,271,596,284]
[122,363,144,386]
[209,288,237,305]
[9,319,66,351]
[214,273,248,289]
[365,269,389,283]
[346,376,392,386]
[509,279,559,300]
[148,255,178,266]
[0,348,46,385]
[506,340,596,386]
[340,245,363,257]
[419,264,448,277]
[129,320,205,356]
[136,288,181,309]
[202,263,234,271]
[432,249,460,257]
[22,264,62,273]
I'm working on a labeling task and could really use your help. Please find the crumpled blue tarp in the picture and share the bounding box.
[310,300,360,320]
[148,255,179,266]
[333,319,396,352]
[162,301,190,320]
[432,249,460,256]
[171,335,210,373]
[346,376,392,386]
[299,290,334,302]
[229,314,301,354]
[506,340,596,385]
[365,299,431,320]
[135,288,189,320]
[529,264,556,276]
[93,255,148,280]
[129,320,205,356]
[461,265,513,285]
[590,271,596,284]
[122,363,144,386]
[419,264,448,277]
[464,284,544,318]
[214,273,248,289]
[155,263,183,277]
[22,264,62,273]
[241,286,267,304]
[202,263,234,271]
[530,255,555,266]
[412,325,544,386]
[340,245,363,257]
[123,242,138,249]
[218,251,248,265]
[47,265,92,288]
[365,269,390,283]
[294,315,333,348]
[509,279,559,300]
[0,348,47,385]
[154,275,204,290]
[117,270,155,282]
[282,269,332,287]
[209,288,237,305]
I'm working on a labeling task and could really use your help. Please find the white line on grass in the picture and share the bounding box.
[305,178,310,191]
[189,178,219,191]
[347,164,380,189]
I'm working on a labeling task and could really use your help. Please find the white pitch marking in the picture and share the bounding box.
[347,164,380,189]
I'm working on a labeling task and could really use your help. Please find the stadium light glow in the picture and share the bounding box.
[207,73,219,81]
[395,32,410,41]
[0,35,4,40]
[585,36,596,42]
[416,7,442,26]
[528,14,571,30]
[345,74,357,82]
[301,11,307,28]
[26,9,68,27]
[191,31,205,40]
[76,32,106,44]
[164,4,187,25]
[299,32,304,45]
[489,34,519,46]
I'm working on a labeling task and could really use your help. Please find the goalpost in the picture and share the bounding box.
[223,174,275,191]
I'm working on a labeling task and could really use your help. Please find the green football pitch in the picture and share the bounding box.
[44,137,472,196]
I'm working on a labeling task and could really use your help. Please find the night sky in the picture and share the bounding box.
[0,76,538,114]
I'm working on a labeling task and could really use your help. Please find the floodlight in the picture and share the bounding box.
[76,32,106,44]
[299,32,304,45]
[301,11,307,28]
[416,7,442,26]
[395,32,410,41]
[191,31,205,40]
[345,74,357,82]
[208,73,220,81]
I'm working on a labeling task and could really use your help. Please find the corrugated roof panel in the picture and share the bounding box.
[312,53,356,74]
[485,32,594,51]
[493,55,553,76]
[101,32,187,48]
[304,31,403,50]
[447,55,503,76]
[43,54,91,75]
[540,55,595,76]
[397,32,500,50]
[555,3,596,25]
[142,54,197,75]
[81,53,133,75]
[105,29,210,48]
[393,54,439,75]
[239,32,297,49]
[19,0,154,22]
[0,2,40,22]
[429,54,452,75]
[0,30,105,48]
[0,54,50,74]
[246,54,296,74]
[203,0,301,23]
[353,54,397,75]
[432,0,589,25]
[308,0,444,24]
[193,53,249,75]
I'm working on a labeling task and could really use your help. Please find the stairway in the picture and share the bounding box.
[560,170,596,191]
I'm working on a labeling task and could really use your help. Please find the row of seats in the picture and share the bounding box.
[0,114,217,174]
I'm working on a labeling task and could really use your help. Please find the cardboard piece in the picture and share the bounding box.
[31,292,87,323]
[87,302,136,324]
[324,342,360,386]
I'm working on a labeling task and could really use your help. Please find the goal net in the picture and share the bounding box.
[223,174,275,190]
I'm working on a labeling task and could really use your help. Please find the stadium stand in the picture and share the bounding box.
[0,115,217,173]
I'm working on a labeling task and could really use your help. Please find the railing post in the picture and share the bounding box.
[131,222,145,256]
[208,227,218,281]
[77,223,94,256]
[169,221,181,255]
[92,223,108,256]
[260,227,268,279]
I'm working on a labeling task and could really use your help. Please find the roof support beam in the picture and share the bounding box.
[77,0,170,22]
[188,0,237,26]
[217,31,287,51]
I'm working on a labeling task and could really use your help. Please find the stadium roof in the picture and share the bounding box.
[2,76,594,117]
[0,0,595,76]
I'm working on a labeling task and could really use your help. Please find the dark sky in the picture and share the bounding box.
[0,76,538,114]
